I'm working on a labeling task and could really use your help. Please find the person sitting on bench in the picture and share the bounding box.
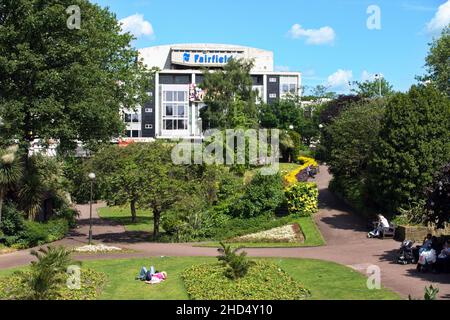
[368,214,390,238]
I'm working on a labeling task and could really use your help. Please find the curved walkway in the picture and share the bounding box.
[0,165,449,299]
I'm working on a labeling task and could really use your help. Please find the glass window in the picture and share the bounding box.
[165,91,173,101]
[145,108,153,113]
[177,91,185,102]
[125,130,131,137]
[289,84,297,93]
[164,120,174,130]
[131,130,139,137]
[177,105,185,116]
[269,77,277,83]
[165,105,174,116]
[282,84,289,93]
[131,114,139,122]
[124,114,132,123]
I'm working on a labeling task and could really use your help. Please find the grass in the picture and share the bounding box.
[0,256,400,300]
[196,216,325,248]
[98,206,154,233]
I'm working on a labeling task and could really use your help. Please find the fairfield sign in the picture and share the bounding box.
[171,50,244,67]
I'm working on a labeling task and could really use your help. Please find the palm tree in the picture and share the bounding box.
[0,145,22,224]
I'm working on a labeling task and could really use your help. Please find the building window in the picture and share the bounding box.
[162,87,189,131]
[269,93,277,99]
[125,130,140,137]
[269,77,277,83]
[280,76,298,96]
[145,108,153,113]
[124,113,140,123]
[145,124,153,129]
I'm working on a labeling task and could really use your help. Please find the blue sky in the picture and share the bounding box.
[91,0,449,93]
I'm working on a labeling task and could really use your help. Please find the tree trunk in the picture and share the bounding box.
[153,210,160,241]
[0,191,4,225]
[130,200,137,223]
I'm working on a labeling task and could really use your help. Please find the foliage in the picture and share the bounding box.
[310,85,336,99]
[425,162,450,227]
[350,78,395,98]
[17,246,76,300]
[325,99,385,179]
[231,172,285,218]
[395,200,428,226]
[182,261,310,300]
[0,202,25,237]
[286,182,319,216]
[0,266,107,300]
[200,59,258,129]
[424,285,439,300]
[419,26,449,96]
[0,145,22,224]
[63,156,100,204]
[0,0,152,154]
[217,242,255,280]
[368,85,450,213]
[6,219,69,248]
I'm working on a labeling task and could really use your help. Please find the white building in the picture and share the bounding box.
[122,43,302,140]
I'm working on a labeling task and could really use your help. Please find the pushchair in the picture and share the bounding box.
[397,240,415,264]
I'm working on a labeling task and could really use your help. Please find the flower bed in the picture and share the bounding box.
[74,244,122,253]
[182,261,310,300]
[0,269,107,300]
[284,156,318,186]
[286,182,319,216]
[231,224,304,243]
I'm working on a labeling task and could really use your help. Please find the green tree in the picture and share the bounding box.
[368,85,450,213]
[326,99,385,179]
[419,26,450,96]
[0,146,22,224]
[311,85,336,99]
[351,78,395,98]
[90,144,146,223]
[200,59,258,129]
[0,0,151,155]
[134,142,186,240]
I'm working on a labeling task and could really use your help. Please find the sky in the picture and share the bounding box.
[91,0,450,94]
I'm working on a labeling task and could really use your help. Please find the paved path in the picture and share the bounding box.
[0,165,449,299]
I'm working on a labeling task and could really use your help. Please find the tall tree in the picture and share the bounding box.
[200,59,258,129]
[0,0,151,155]
[419,26,450,96]
[369,85,450,213]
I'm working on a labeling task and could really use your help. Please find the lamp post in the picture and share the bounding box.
[88,172,96,245]
[374,73,383,97]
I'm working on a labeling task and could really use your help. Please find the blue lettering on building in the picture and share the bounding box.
[188,52,232,65]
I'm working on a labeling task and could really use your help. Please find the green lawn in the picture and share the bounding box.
[0,256,399,300]
[197,216,325,248]
[98,206,154,233]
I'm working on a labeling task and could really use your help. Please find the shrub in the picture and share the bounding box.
[217,242,254,279]
[16,219,69,248]
[0,202,25,237]
[232,172,285,218]
[425,162,450,228]
[182,261,310,300]
[286,182,319,216]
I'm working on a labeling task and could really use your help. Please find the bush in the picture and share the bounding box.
[0,202,25,237]
[217,242,254,279]
[15,219,69,248]
[232,172,285,218]
[286,182,319,216]
[182,261,310,300]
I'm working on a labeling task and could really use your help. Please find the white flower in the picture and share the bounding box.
[1,153,15,164]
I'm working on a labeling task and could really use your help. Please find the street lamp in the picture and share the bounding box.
[88,172,96,245]
[374,73,383,97]
[289,125,294,130]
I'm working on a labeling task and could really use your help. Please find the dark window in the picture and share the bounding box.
[131,130,139,138]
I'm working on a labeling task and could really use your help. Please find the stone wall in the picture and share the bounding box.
[395,223,450,242]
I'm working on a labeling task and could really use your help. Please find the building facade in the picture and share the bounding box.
[123,44,302,140]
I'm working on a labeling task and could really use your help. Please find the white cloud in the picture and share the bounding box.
[287,24,335,45]
[426,0,450,33]
[119,14,154,38]
[327,69,353,88]
[274,65,290,72]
